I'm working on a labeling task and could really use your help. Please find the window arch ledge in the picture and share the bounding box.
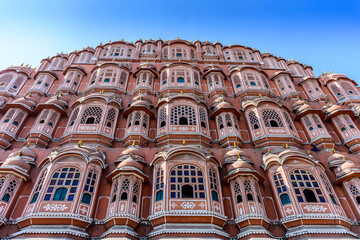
[38,145,106,169]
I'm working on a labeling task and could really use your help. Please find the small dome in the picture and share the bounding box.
[226,159,254,173]
[2,153,30,171]
[339,161,358,171]
[224,148,249,160]
[117,157,144,171]
[328,152,346,168]
[45,94,68,110]
[120,147,145,160]
[19,146,36,160]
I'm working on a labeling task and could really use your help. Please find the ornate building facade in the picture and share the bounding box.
[0,38,359,239]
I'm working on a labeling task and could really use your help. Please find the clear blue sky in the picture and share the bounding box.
[0,0,359,81]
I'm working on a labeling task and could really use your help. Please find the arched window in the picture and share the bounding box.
[209,168,219,202]
[133,181,140,203]
[81,169,97,204]
[320,172,337,205]
[280,194,291,205]
[199,108,207,128]
[234,182,242,203]
[273,172,291,205]
[44,167,80,201]
[80,107,102,124]
[53,187,68,201]
[170,164,205,199]
[111,180,119,203]
[181,185,194,198]
[225,114,232,127]
[244,181,254,201]
[290,169,325,203]
[233,75,242,89]
[341,82,358,95]
[170,106,196,125]
[155,168,164,201]
[262,110,284,128]
[303,189,317,202]
[248,111,260,130]
[68,108,79,127]
[217,115,224,130]
[120,179,130,200]
[105,108,116,128]
[30,169,48,204]
[1,180,17,203]
[283,111,296,131]
[330,84,343,98]
[159,108,167,128]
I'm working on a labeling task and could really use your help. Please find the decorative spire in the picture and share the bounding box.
[77,140,83,147]
[332,147,336,153]
[132,141,136,147]
[18,149,22,156]
[26,142,30,147]
[183,140,186,146]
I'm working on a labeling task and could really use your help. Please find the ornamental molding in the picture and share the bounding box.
[43,204,68,212]
[303,205,327,213]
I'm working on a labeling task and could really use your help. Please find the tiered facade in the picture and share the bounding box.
[0,38,359,239]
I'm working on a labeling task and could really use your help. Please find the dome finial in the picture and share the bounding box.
[183,140,186,146]
[77,140,83,147]
[132,141,136,147]
[332,147,336,153]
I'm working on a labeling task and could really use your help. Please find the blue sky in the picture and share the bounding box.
[0,0,359,81]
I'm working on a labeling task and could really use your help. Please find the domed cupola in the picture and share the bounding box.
[223,148,251,164]
[327,150,347,169]
[0,147,34,178]
[334,159,360,183]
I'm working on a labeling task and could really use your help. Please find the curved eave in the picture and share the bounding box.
[228,66,266,77]
[210,106,240,118]
[224,169,264,183]
[2,102,34,114]
[123,105,155,118]
[162,39,195,47]
[269,71,293,81]
[203,68,227,79]
[71,95,122,109]
[242,98,282,110]
[35,103,67,116]
[335,171,360,184]
[298,77,321,86]
[150,146,221,167]
[0,168,29,181]
[102,41,136,48]
[106,168,148,183]
[33,70,58,80]
[91,63,131,73]
[63,66,87,76]
[324,109,356,121]
[294,108,324,120]
[133,67,158,78]
[156,95,206,108]
[38,148,106,169]
[159,62,201,72]
[0,68,32,79]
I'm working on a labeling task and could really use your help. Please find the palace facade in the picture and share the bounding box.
[0,38,359,239]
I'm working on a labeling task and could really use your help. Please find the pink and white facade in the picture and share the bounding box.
[0,39,358,239]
